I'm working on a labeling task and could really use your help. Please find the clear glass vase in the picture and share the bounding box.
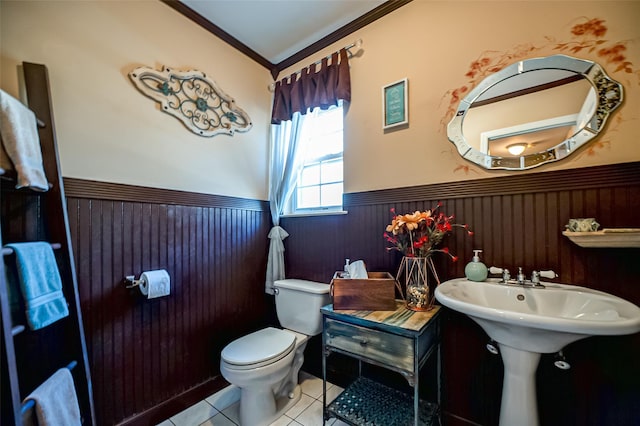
[396,256,440,311]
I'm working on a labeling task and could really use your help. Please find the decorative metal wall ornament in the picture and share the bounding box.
[129,65,252,137]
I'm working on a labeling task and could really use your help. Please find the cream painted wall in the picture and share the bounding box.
[2,1,639,198]
[0,0,272,200]
[280,0,640,193]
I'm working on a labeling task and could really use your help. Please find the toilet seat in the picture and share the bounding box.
[221,327,296,370]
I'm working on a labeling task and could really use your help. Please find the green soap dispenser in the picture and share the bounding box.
[465,250,488,282]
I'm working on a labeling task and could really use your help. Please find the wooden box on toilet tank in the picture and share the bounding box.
[330,271,397,311]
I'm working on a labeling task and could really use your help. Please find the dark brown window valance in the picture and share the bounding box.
[270,48,351,124]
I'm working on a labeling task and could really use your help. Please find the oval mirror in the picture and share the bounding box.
[447,55,623,170]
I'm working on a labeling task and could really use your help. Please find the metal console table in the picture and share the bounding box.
[321,301,441,426]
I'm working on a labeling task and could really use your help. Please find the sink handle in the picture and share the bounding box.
[539,270,558,279]
[488,266,503,275]
[488,266,510,283]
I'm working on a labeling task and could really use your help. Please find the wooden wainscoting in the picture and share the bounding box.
[282,161,640,426]
[63,178,273,426]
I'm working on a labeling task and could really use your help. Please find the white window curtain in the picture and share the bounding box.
[265,112,306,294]
[266,48,350,294]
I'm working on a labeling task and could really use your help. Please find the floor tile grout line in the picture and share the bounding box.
[166,372,338,426]
[220,410,239,426]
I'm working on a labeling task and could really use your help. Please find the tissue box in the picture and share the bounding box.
[330,271,397,311]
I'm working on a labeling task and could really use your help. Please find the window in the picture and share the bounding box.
[291,103,344,214]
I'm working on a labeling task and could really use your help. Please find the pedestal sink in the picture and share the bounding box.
[435,278,640,426]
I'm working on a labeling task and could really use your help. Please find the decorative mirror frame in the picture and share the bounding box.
[447,55,623,170]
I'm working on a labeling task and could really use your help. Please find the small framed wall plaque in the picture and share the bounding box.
[382,78,408,129]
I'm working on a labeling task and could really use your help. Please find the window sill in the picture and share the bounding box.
[281,210,348,218]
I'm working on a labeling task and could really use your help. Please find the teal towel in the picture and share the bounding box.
[5,242,68,330]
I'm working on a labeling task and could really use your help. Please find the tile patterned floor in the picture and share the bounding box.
[157,371,348,426]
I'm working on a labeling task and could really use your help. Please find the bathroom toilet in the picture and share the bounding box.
[220,279,331,426]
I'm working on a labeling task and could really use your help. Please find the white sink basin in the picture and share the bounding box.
[435,278,640,353]
[435,278,640,426]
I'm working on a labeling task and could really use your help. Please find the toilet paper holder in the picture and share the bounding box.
[124,270,171,299]
[124,275,141,288]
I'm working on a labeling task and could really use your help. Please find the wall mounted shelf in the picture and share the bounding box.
[562,229,640,248]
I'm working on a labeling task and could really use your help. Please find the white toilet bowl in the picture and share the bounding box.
[221,328,305,426]
[219,279,330,426]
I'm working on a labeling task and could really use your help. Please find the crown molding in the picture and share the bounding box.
[271,0,412,79]
[161,0,412,80]
[159,0,273,70]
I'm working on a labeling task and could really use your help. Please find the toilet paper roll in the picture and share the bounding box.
[139,269,170,299]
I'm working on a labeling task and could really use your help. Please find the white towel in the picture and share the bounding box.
[24,368,82,426]
[0,89,48,191]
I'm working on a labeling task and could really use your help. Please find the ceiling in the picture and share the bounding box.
[165,0,410,78]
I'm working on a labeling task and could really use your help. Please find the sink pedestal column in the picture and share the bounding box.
[498,344,541,426]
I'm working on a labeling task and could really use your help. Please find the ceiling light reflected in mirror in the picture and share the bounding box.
[507,144,527,156]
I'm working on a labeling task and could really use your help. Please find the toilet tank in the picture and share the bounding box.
[273,279,331,336]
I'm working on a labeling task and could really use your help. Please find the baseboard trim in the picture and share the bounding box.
[443,411,485,426]
[116,376,229,426]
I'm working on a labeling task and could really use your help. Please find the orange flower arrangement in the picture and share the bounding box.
[384,202,473,260]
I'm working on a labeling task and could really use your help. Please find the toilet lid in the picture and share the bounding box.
[221,327,296,368]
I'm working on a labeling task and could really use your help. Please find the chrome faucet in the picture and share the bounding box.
[489,266,557,288]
